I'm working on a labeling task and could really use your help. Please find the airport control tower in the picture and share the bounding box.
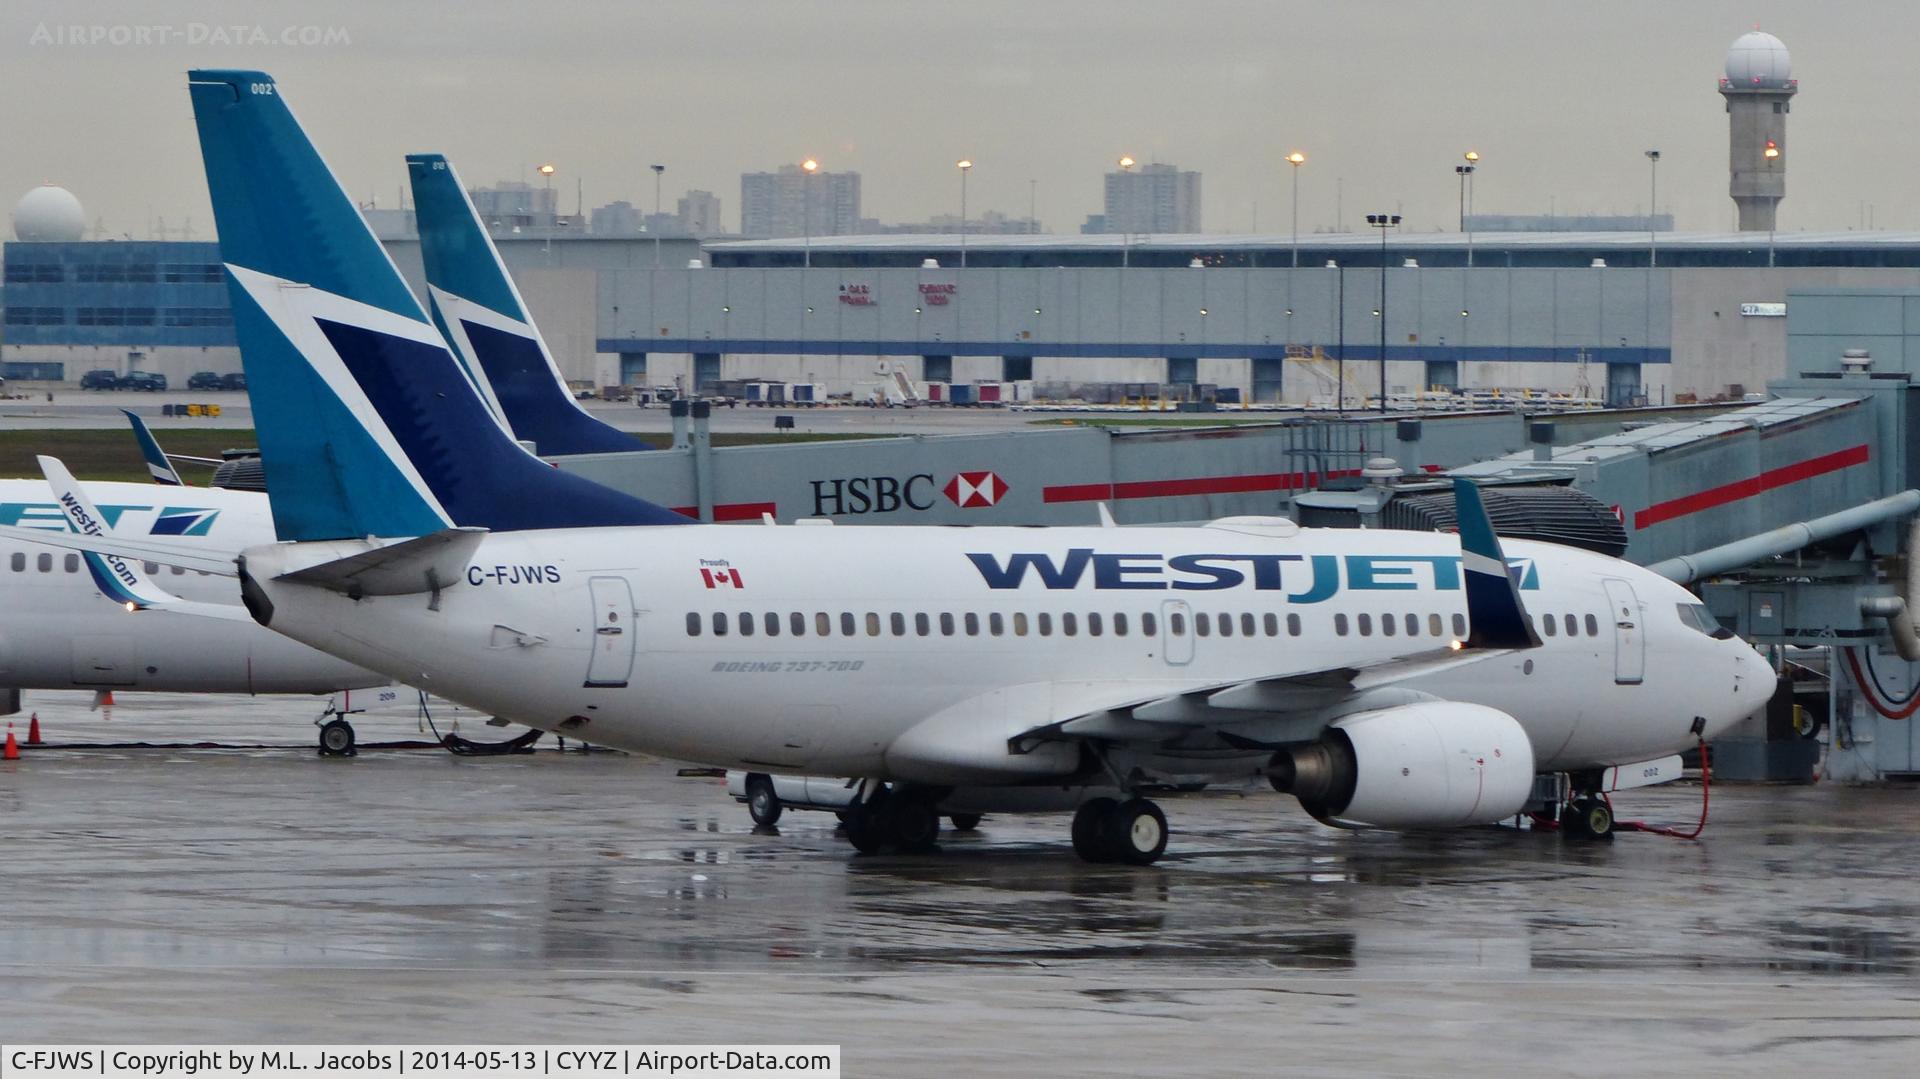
[1719,30,1796,231]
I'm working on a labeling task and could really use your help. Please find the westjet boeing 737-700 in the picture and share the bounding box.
[4,70,1764,864]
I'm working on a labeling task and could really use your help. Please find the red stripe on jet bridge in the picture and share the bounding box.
[1043,468,1367,504]
[672,502,778,522]
[1632,444,1871,530]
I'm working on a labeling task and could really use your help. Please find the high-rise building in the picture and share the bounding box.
[1101,163,1201,234]
[470,181,559,231]
[679,190,724,236]
[590,200,643,236]
[740,165,861,238]
[1719,30,1796,232]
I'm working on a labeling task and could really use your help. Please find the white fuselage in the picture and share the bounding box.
[0,480,385,693]
[247,519,1763,781]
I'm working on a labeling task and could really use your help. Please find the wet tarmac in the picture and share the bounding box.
[1,693,1917,1075]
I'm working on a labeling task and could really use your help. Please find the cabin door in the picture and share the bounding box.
[584,576,636,688]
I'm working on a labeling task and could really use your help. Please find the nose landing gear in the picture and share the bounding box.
[1558,794,1614,841]
[1071,795,1169,865]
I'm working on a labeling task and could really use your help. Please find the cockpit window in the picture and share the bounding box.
[1677,602,1735,640]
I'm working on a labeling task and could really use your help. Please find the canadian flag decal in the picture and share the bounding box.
[944,471,1009,508]
[701,567,744,589]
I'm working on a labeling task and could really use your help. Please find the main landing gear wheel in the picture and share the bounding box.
[1072,798,1119,862]
[317,718,356,758]
[948,813,983,832]
[1071,797,1170,865]
[745,774,783,827]
[1561,796,1614,841]
[842,786,942,854]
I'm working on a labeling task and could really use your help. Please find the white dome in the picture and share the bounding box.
[1725,30,1791,86]
[12,185,85,242]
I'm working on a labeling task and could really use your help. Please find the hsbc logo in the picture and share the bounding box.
[944,471,1009,508]
[808,470,1010,516]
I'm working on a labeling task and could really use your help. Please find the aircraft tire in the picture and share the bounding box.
[890,793,941,853]
[1105,798,1169,866]
[843,787,891,855]
[1071,798,1119,862]
[318,718,357,758]
[746,775,783,827]
[1562,797,1614,842]
[948,813,982,832]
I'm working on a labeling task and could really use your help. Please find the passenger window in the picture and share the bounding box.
[738,611,754,636]
[1241,613,1256,637]
[1113,612,1129,636]
[1087,612,1103,637]
[866,613,882,637]
[1168,612,1185,636]
[939,613,955,636]
[1451,613,1467,638]
[8,553,20,572]
[1585,613,1599,637]
[1037,612,1052,636]
[1380,613,1395,637]
[685,613,701,637]
[965,613,980,636]
[1062,612,1077,637]
[1141,612,1157,636]
[792,612,806,636]
[816,612,831,636]
[1542,614,1556,637]
[1405,613,1419,637]
[840,612,856,636]
[989,612,1004,636]
[144,561,159,574]
[765,612,780,636]
[1564,614,1578,637]
[1428,613,1443,637]
[1334,613,1349,636]
[1195,613,1211,637]
[890,612,906,636]
[171,565,185,575]
[1287,613,1302,636]
[64,554,79,573]
[917,613,932,636]
[712,612,728,636]
[1262,613,1278,637]
[37,553,50,572]
[1013,612,1029,636]
[1215,613,1230,638]
[1357,613,1372,636]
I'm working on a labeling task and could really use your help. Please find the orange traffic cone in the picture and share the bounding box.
[26,712,41,745]
[100,691,114,707]
[4,724,18,761]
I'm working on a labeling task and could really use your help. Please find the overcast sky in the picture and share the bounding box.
[2,1,1913,240]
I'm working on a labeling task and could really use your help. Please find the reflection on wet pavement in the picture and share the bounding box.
[1,709,1917,1072]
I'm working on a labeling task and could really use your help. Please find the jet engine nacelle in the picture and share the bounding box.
[1271,702,1535,829]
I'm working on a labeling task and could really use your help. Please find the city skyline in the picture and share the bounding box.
[4,2,1917,242]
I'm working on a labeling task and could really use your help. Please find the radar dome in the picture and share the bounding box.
[12,185,85,242]
[1725,30,1792,87]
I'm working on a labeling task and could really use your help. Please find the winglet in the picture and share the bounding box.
[1454,478,1542,649]
[38,455,189,609]
[121,409,184,486]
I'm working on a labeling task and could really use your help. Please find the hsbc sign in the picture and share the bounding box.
[810,470,1010,516]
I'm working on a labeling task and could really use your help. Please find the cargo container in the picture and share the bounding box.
[789,382,828,406]
[923,381,951,403]
[976,382,1004,405]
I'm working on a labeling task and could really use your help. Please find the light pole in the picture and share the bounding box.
[1117,155,1135,268]
[957,159,972,267]
[801,158,819,268]
[650,163,665,268]
[1366,212,1401,413]
[1286,151,1306,269]
[1763,139,1780,266]
[1457,150,1479,267]
[538,163,556,256]
[1644,149,1660,268]
[1334,260,1346,416]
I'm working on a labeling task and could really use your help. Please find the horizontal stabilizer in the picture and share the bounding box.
[274,527,488,597]
[0,522,238,576]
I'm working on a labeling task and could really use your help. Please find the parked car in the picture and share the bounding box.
[79,369,119,390]
[219,372,247,391]
[119,371,168,392]
[187,371,223,390]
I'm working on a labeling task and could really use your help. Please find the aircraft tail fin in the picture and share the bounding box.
[407,152,645,456]
[187,70,685,541]
[120,410,184,486]
[1453,478,1543,650]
